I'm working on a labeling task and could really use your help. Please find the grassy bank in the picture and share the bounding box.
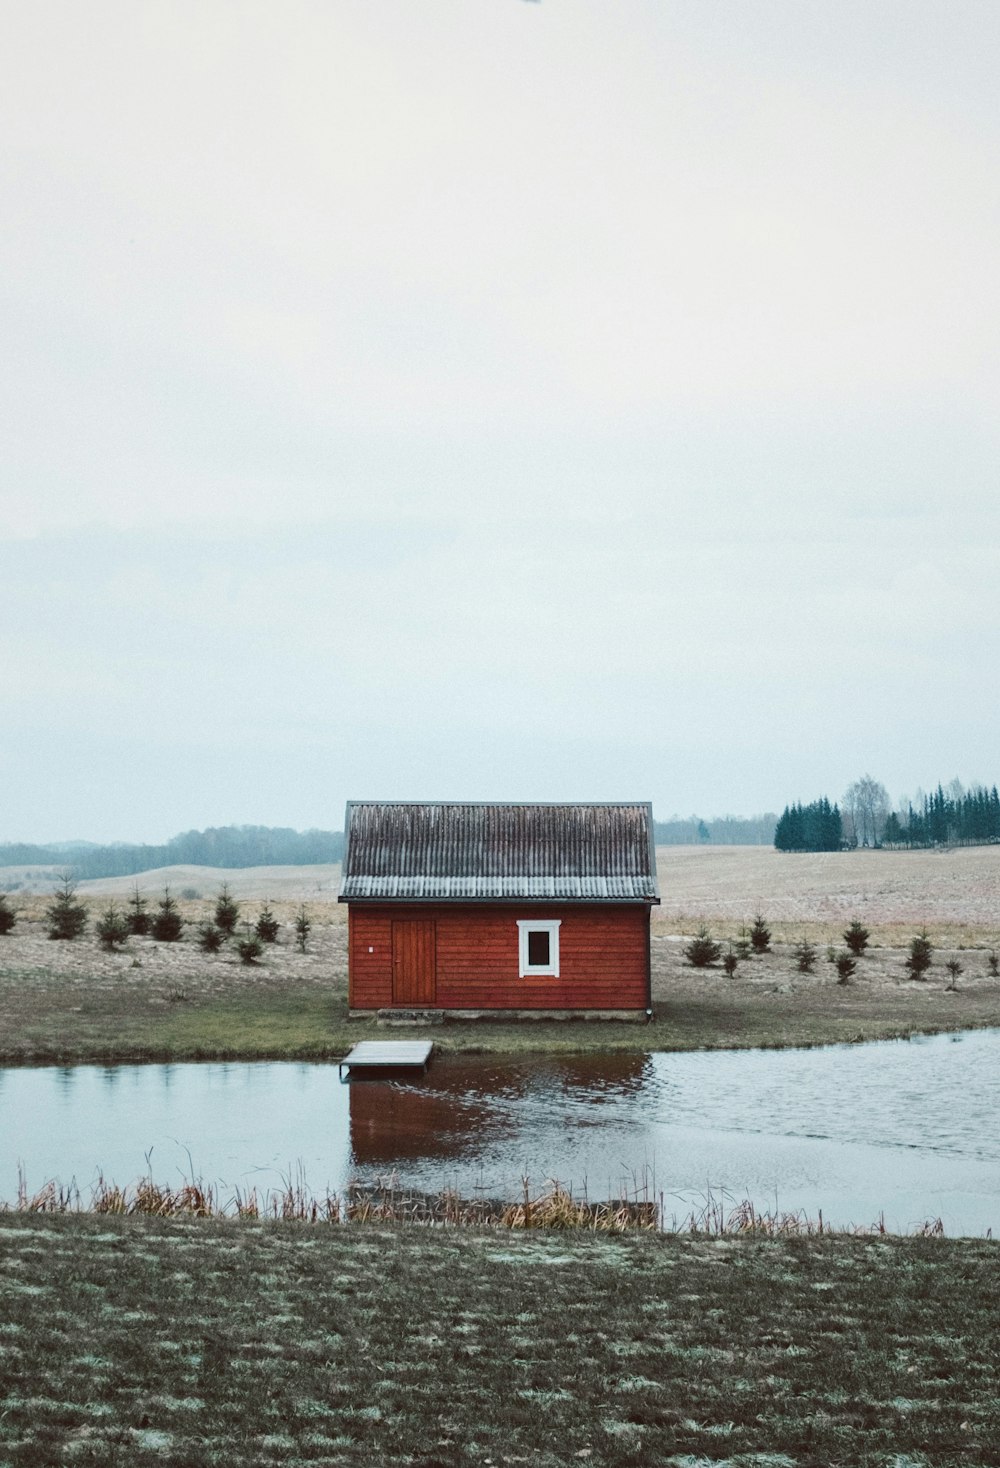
[5,968,1000,1066]
[1,1212,998,1466]
[2,893,1000,1064]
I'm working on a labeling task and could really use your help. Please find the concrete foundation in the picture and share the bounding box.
[350,1008,652,1025]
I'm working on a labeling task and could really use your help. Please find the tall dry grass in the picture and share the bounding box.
[9,1164,954,1236]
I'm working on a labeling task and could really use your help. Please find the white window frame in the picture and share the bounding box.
[516,919,561,978]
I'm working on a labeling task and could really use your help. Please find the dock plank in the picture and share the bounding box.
[339,1040,433,1077]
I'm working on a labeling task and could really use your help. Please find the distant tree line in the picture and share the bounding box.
[884,785,1000,848]
[776,776,1000,852]
[3,815,788,874]
[654,814,777,846]
[774,798,843,852]
[0,825,345,880]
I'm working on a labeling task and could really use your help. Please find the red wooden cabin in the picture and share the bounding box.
[339,802,660,1018]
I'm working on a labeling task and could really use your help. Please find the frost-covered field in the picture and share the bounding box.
[654,843,1000,940]
[1,1213,999,1467]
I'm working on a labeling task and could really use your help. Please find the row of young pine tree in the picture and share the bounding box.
[776,784,1000,852]
[0,880,313,965]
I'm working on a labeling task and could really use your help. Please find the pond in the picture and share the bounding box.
[3,1028,999,1234]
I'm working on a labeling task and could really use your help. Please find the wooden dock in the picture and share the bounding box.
[338,1040,434,1079]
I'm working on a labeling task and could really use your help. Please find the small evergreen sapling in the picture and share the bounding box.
[46,877,88,940]
[945,958,963,991]
[214,883,240,935]
[684,926,722,968]
[794,939,817,974]
[151,888,184,943]
[749,914,771,954]
[237,925,263,966]
[835,953,857,984]
[126,886,151,936]
[988,951,999,978]
[255,904,280,944]
[722,946,738,978]
[843,919,871,957]
[0,894,15,935]
[95,902,129,952]
[197,922,225,953]
[294,905,311,954]
[905,931,934,980]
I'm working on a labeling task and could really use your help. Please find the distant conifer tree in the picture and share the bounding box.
[794,939,817,974]
[151,888,183,943]
[684,926,722,968]
[45,877,88,940]
[905,931,934,980]
[843,919,870,957]
[197,922,225,953]
[881,811,904,847]
[835,953,857,984]
[294,905,311,953]
[95,902,129,952]
[125,885,151,936]
[749,914,771,954]
[237,925,263,966]
[0,894,15,935]
[255,904,280,944]
[214,883,240,935]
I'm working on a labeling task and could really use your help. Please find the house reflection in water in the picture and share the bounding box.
[347,1053,651,1167]
[348,1079,500,1165]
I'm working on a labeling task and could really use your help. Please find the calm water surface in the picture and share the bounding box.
[3,1028,999,1233]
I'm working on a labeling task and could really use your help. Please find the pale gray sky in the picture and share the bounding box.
[3,1,999,843]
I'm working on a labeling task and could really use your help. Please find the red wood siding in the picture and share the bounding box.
[348,904,649,1010]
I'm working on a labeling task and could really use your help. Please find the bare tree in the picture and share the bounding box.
[843,774,891,848]
[842,783,860,847]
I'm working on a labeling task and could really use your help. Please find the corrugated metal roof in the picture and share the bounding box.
[339,802,660,903]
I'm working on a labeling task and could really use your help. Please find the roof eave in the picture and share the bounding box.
[338,894,660,906]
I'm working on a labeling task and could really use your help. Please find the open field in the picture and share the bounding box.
[5,843,999,938]
[0,849,998,1063]
[652,843,1000,945]
[1,1212,998,1467]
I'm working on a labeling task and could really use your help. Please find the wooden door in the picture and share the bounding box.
[391,920,437,1006]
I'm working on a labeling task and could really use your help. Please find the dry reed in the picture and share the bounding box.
[6,1163,954,1236]
[672,1187,948,1238]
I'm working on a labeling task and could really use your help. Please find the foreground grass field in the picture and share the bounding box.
[1,1213,998,1467]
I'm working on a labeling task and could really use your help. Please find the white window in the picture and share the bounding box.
[516,919,561,977]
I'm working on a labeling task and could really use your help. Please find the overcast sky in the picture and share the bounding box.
[4,1,999,843]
